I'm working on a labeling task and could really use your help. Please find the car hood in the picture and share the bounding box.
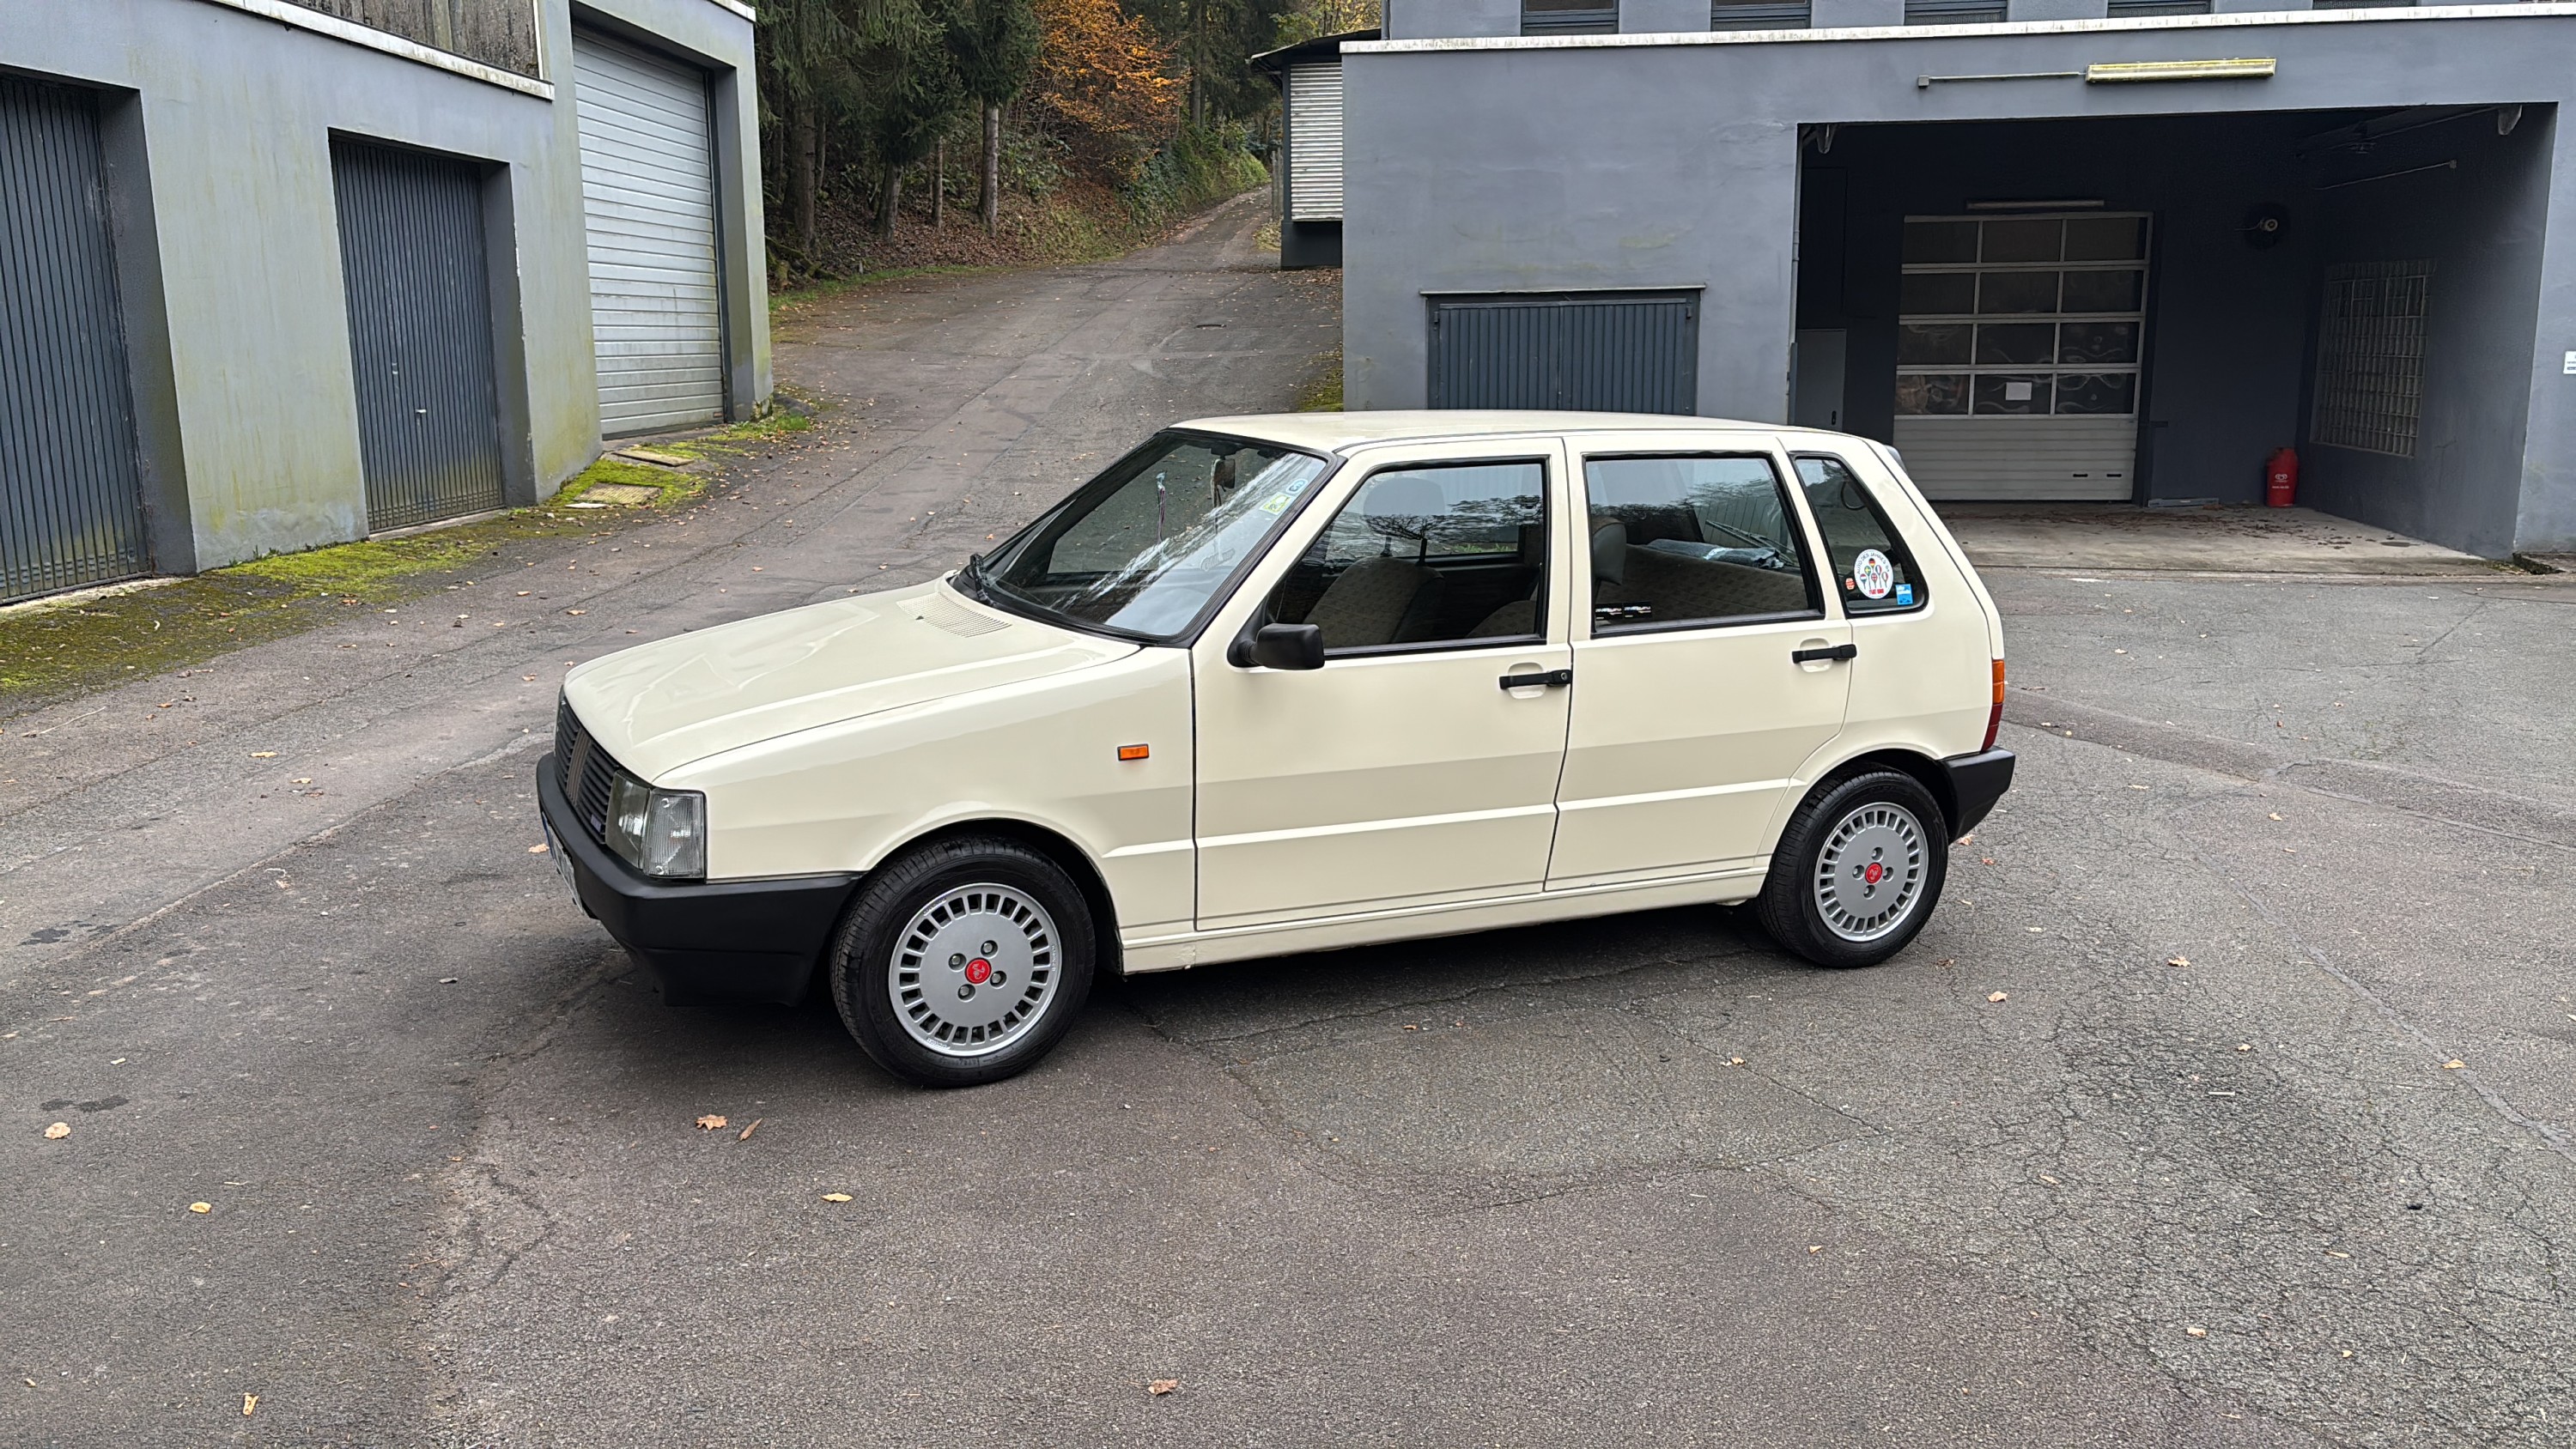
[560,579,1138,780]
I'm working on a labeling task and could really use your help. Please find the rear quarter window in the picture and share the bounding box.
[1795,454,1927,616]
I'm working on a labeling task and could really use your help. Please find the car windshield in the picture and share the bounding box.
[965,432,1333,641]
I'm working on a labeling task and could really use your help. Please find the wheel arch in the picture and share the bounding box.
[883,818,1126,976]
[1807,748,1962,840]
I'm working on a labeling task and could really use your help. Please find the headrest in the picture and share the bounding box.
[1591,518,1627,585]
[1363,475,1447,526]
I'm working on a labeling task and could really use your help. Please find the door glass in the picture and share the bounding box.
[1263,461,1549,652]
[1582,455,1820,632]
[1795,455,1926,615]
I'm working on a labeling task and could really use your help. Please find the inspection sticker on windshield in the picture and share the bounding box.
[1854,549,1896,600]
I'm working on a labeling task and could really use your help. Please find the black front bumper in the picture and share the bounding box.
[538,755,860,1005]
[1941,748,2016,840]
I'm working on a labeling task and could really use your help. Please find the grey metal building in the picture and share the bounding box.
[0,0,768,604]
[1334,0,2576,558]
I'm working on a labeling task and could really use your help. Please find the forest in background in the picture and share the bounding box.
[757,0,1379,286]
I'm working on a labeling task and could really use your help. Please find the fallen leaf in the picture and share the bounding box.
[2128,784,2148,791]
[527,844,550,854]
[2038,1173,2059,1185]
[696,1114,728,1130]
[1987,991,2009,1003]
[2184,1325,2208,1339]
[2325,1250,2350,1259]
[737,1119,762,1142]
[567,609,587,616]
[2269,813,2283,821]
[244,1393,258,1416]
[2166,955,2190,967]
[1728,1057,1746,1065]
[249,751,276,759]
[1147,1379,1180,1396]
[1958,833,1974,845]
[438,977,459,985]
[291,778,311,785]
[2443,1059,2465,1070]
[43,1122,69,1140]
[1981,857,1996,864]
[1806,1245,1822,1253]
[189,1202,211,1214]
[2237,1044,2252,1052]
[820,1192,854,1203]
[2341,1349,2354,1358]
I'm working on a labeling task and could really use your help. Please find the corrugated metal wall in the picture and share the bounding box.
[573,29,726,436]
[331,139,507,533]
[1428,292,1699,415]
[1286,64,1344,222]
[1,76,151,603]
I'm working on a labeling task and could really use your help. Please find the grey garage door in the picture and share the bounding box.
[2,76,149,603]
[1428,291,1698,415]
[331,139,507,534]
[573,29,726,435]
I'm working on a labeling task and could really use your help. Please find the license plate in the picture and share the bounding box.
[543,816,577,895]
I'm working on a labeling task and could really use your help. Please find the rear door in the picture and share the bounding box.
[1191,440,1575,929]
[1547,433,1850,889]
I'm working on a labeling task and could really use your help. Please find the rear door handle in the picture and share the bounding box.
[1499,668,1574,691]
[1792,644,1858,664]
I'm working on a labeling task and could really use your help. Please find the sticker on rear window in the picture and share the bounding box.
[1854,549,1896,600]
[1895,583,1915,606]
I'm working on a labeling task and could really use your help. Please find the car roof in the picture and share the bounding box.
[1179,410,1841,456]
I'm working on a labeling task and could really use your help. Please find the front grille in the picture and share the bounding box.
[554,694,623,843]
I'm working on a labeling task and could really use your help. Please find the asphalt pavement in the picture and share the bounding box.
[5,193,2572,1447]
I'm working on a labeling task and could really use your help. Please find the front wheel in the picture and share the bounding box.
[828,837,1097,1088]
[1754,769,1948,969]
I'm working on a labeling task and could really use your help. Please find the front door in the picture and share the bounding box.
[1548,439,1852,889]
[1192,445,1573,930]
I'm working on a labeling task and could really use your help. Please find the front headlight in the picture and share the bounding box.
[607,773,706,880]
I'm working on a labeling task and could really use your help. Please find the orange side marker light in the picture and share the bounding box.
[1117,743,1151,761]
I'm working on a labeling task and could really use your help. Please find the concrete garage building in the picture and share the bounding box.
[0,0,768,604]
[1334,0,2576,558]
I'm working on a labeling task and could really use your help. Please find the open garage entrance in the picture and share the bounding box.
[1792,104,2553,557]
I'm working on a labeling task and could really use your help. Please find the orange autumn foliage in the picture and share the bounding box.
[1029,0,1182,180]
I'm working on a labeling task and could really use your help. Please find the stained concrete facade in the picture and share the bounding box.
[0,0,767,580]
[1340,5,2576,558]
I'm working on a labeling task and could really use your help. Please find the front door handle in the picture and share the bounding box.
[1499,668,1574,691]
[1792,643,1858,664]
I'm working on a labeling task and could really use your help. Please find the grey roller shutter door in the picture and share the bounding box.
[573,30,726,435]
[1,76,149,603]
[1286,64,1343,222]
[1429,292,1698,415]
[331,139,508,534]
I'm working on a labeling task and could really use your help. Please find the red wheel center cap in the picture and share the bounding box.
[1862,862,1886,886]
[964,958,993,985]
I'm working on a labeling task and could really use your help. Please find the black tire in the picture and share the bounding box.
[1754,769,1949,970]
[828,836,1097,1088]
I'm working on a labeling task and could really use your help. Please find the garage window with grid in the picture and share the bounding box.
[2310,260,2431,458]
[1892,213,2150,500]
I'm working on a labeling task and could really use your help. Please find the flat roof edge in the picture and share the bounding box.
[1352,2,2576,53]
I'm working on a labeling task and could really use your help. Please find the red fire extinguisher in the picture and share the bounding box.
[2265,447,2299,508]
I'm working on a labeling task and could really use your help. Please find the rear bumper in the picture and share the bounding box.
[538,755,860,1005]
[1941,748,2016,840]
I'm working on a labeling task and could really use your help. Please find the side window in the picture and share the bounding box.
[1794,454,1927,615]
[1581,455,1821,633]
[1264,461,1548,653]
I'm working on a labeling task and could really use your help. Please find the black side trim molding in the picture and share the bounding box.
[1941,748,2016,840]
[538,755,860,1005]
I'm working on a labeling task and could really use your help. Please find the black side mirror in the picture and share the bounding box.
[1245,622,1324,671]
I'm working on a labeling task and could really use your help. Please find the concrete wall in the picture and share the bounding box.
[2297,106,2552,557]
[0,0,764,574]
[1342,7,2576,553]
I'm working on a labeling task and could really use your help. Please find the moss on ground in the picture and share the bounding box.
[1296,355,1344,413]
[0,413,807,715]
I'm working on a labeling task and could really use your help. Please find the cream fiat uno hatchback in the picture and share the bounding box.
[540,413,2014,1087]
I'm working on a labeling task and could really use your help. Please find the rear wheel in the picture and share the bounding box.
[1755,769,1948,969]
[829,837,1096,1088]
